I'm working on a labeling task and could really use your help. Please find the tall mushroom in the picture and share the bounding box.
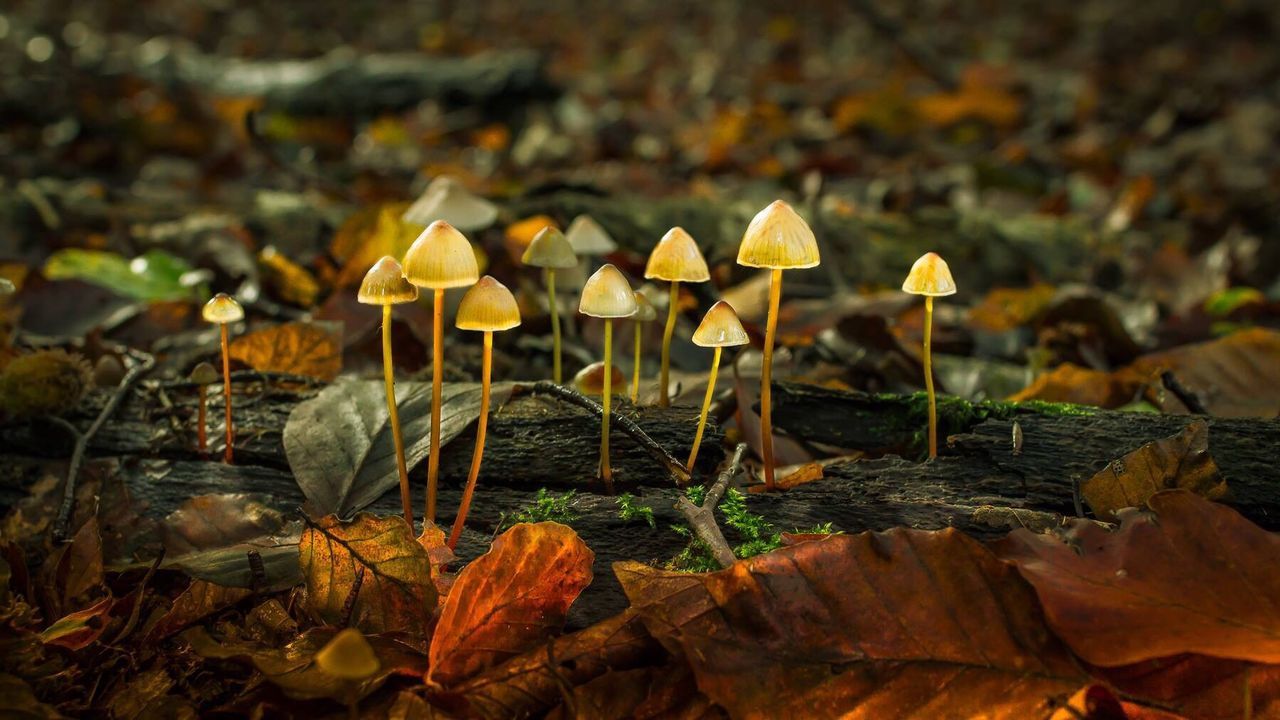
[902,252,956,459]
[402,220,480,523]
[644,227,710,407]
[521,227,577,384]
[448,276,521,550]
[686,301,749,472]
[578,264,636,491]
[202,293,244,464]
[630,291,657,403]
[358,256,419,524]
[189,362,218,455]
[736,200,820,490]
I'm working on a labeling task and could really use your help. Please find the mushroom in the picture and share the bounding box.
[448,276,520,550]
[521,227,578,384]
[736,200,820,490]
[629,291,657,403]
[188,362,218,455]
[564,214,617,262]
[403,220,480,523]
[201,293,244,464]
[358,256,420,524]
[902,252,956,459]
[573,361,627,397]
[578,264,636,491]
[315,628,380,720]
[686,301,749,472]
[644,227,710,407]
[402,175,498,231]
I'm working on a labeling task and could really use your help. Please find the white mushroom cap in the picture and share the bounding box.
[522,227,578,269]
[564,214,617,256]
[402,176,498,231]
[631,291,657,322]
[579,264,637,319]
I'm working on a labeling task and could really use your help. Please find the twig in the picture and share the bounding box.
[246,550,267,592]
[340,566,366,627]
[1159,370,1209,415]
[1070,475,1085,519]
[675,443,747,569]
[110,550,165,645]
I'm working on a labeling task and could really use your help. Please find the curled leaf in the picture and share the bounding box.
[1081,420,1227,520]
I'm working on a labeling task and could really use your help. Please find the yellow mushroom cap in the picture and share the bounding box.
[564,214,617,256]
[456,275,522,332]
[573,361,627,397]
[402,176,498,231]
[644,227,710,283]
[358,256,419,305]
[632,291,657,322]
[315,628,380,681]
[579,264,637,318]
[902,252,957,297]
[692,301,750,347]
[202,293,244,323]
[403,221,480,289]
[522,227,578,269]
[736,200,821,269]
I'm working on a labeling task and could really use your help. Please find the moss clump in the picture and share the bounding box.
[499,489,579,530]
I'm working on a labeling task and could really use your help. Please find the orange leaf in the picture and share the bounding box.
[229,321,342,381]
[332,203,419,288]
[1091,654,1280,719]
[40,596,113,650]
[1081,421,1228,521]
[143,580,251,642]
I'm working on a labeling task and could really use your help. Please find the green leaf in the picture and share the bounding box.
[43,249,199,301]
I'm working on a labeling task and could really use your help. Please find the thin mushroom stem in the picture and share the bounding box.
[546,268,562,384]
[924,295,937,459]
[600,319,614,492]
[760,268,782,490]
[448,331,491,550]
[196,385,207,453]
[427,287,444,523]
[631,320,642,403]
[220,323,234,464]
[383,304,412,525]
[686,346,721,471]
[658,280,678,406]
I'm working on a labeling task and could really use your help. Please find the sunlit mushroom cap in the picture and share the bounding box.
[358,256,419,305]
[632,291,657,322]
[692,301,749,348]
[189,361,219,385]
[202,293,244,323]
[403,221,480,289]
[315,628,380,681]
[736,200,821,269]
[0,278,14,295]
[456,276,522,332]
[573,361,627,397]
[522,227,578,269]
[579,264,637,318]
[644,227,710,283]
[564,215,617,256]
[902,252,957,297]
[402,176,498,231]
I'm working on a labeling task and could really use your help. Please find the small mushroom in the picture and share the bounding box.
[629,291,657,404]
[521,227,578,384]
[448,276,521,550]
[736,200,820,490]
[686,301,749,472]
[202,293,244,464]
[402,175,498,231]
[403,220,480,524]
[564,214,617,259]
[188,362,219,455]
[315,628,380,720]
[573,361,627,397]
[902,252,956,459]
[358,256,420,525]
[644,227,710,407]
[579,264,637,491]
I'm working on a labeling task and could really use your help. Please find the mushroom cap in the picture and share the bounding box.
[736,200,821,269]
[521,227,578,269]
[456,275,522,332]
[644,227,710,283]
[579,264,637,318]
[902,252,957,297]
[189,361,219,385]
[358,256,419,305]
[573,361,627,397]
[403,221,480,289]
[402,175,498,231]
[692,301,750,347]
[564,214,617,255]
[315,628,380,681]
[0,277,14,295]
[631,291,657,322]
[202,293,244,323]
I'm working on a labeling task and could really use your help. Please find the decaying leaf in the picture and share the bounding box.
[1089,655,1280,720]
[165,539,302,592]
[43,248,199,302]
[160,493,286,556]
[545,663,723,720]
[143,580,253,642]
[229,321,342,381]
[1081,420,1227,520]
[39,596,113,650]
[43,516,104,616]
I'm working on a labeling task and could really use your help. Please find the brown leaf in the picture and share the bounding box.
[332,203,418,288]
[160,494,286,556]
[0,673,61,719]
[996,490,1280,666]
[299,513,436,636]
[546,663,724,720]
[428,522,594,688]
[42,516,104,617]
[39,596,113,650]
[1088,655,1280,720]
[259,246,321,307]
[106,667,175,720]
[1049,684,1189,720]
[229,321,342,381]
[1082,421,1228,520]
[143,580,252,642]
[617,529,1085,719]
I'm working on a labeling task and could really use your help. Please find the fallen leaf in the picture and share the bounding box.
[1129,328,1280,417]
[42,249,199,302]
[1091,655,1280,720]
[143,580,252,642]
[0,673,60,719]
[160,494,286,556]
[39,596,113,650]
[1009,363,1138,407]
[1082,421,1227,520]
[165,540,301,592]
[546,663,723,720]
[332,203,419,288]
[1049,684,1188,720]
[43,517,104,616]
[916,64,1022,128]
[105,667,176,719]
[968,284,1058,333]
[229,321,342,381]
[259,246,321,307]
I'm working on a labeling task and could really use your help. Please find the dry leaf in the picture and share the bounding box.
[143,580,252,642]
[545,663,722,720]
[1082,421,1227,520]
[1091,655,1280,720]
[160,494,286,556]
[333,203,419,288]
[229,321,342,381]
[39,596,112,650]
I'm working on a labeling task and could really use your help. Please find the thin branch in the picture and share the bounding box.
[340,566,366,627]
[110,549,165,645]
[675,443,747,569]
[1159,370,1209,415]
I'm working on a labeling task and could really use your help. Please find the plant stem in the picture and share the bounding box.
[547,268,562,384]
[761,268,782,490]
[631,320,642,403]
[220,323,234,464]
[427,287,444,523]
[448,332,491,550]
[658,280,678,407]
[383,304,412,525]
[924,295,937,459]
[197,385,207,453]
[686,346,721,472]
[600,319,614,492]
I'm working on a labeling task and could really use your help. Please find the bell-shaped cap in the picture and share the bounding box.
[579,264,636,318]
[456,276,521,332]
[403,221,480,289]
[573,361,626,397]
[358,256,419,305]
[202,293,244,323]
[692,301,750,347]
[521,227,578,269]
[189,361,219,385]
[736,200,821,269]
[402,175,498,231]
[644,227,710,283]
[631,291,657,322]
[315,628,380,681]
[564,214,617,256]
[902,252,957,297]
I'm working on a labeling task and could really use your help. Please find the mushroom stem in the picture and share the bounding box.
[382,304,412,525]
[220,323,234,464]
[196,385,207,453]
[448,331,491,550]
[631,320,642,404]
[658,280,678,406]
[427,287,444,524]
[600,319,614,492]
[760,268,782,490]
[924,295,937,459]
[546,268,562,384]
[686,346,721,473]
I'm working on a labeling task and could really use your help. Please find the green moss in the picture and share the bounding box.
[616,493,656,528]
[499,489,580,530]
